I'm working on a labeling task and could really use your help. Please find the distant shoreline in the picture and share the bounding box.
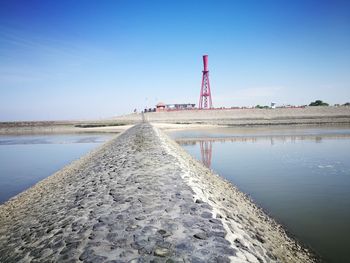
[0,121,132,135]
[1,106,350,135]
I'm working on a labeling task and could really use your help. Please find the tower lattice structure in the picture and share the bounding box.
[199,55,213,109]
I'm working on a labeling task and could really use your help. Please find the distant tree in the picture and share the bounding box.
[309,100,329,106]
[343,102,350,106]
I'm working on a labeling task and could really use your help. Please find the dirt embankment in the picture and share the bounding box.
[1,106,349,135]
[115,106,350,126]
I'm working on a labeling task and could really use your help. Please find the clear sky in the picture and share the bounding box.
[0,0,349,121]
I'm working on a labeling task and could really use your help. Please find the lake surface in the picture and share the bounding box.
[170,126,350,263]
[0,133,115,204]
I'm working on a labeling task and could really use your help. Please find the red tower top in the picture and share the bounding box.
[199,55,213,109]
[203,55,209,72]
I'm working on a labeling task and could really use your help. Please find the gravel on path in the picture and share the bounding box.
[0,123,316,263]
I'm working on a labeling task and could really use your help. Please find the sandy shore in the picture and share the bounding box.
[0,121,132,135]
[1,106,349,135]
[0,123,316,262]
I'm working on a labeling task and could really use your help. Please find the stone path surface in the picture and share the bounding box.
[0,123,316,262]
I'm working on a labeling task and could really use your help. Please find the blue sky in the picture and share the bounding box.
[0,0,349,121]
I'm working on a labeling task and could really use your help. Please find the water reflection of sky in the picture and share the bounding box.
[0,134,114,145]
[170,126,350,140]
[0,134,114,204]
[172,127,350,263]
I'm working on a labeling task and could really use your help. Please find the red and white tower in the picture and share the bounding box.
[199,55,213,109]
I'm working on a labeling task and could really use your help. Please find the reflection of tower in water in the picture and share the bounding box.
[199,141,212,169]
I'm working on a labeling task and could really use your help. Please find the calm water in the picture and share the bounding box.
[0,133,114,204]
[170,127,350,263]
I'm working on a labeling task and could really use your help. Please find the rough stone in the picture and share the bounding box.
[154,247,171,257]
[0,123,316,263]
[194,232,207,240]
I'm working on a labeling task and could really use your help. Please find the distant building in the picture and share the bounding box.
[144,108,156,113]
[167,103,196,110]
[271,102,276,109]
[156,102,166,112]
[155,102,196,112]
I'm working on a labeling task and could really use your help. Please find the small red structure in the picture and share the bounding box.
[156,102,166,112]
[199,55,213,109]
